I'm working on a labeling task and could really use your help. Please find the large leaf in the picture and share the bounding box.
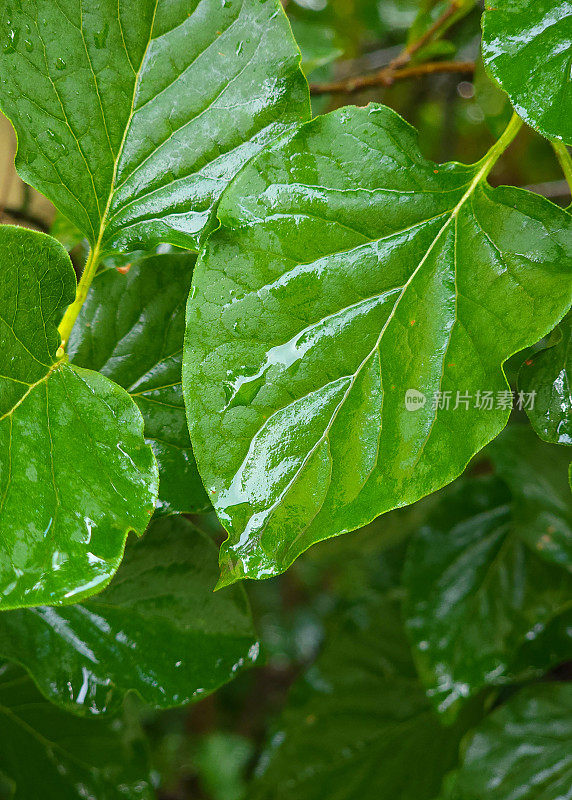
[252,597,478,800]
[481,0,572,144]
[519,310,572,446]
[0,225,158,610]
[184,104,572,587]
[0,516,258,716]
[68,252,209,515]
[443,683,572,800]
[0,0,310,254]
[403,436,572,715]
[488,425,572,570]
[0,663,153,800]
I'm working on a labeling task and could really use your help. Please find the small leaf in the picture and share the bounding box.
[183,104,572,586]
[252,597,479,800]
[444,683,572,800]
[0,663,153,799]
[403,429,572,715]
[68,252,209,515]
[482,0,572,144]
[0,226,158,610]
[0,516,259,715]
[0,0,310,254]
[519,310,572,445]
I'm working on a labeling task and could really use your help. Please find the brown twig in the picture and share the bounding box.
[390,0,462,70]
[310,59,474,95]
[311,0,465,96]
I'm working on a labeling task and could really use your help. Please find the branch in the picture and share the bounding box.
[391,0,462,70]
[310,60,475,96]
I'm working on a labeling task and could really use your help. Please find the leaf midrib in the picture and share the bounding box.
[228,163,495,535]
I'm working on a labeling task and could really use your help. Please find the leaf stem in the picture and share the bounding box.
[57,242,100,346]
[476,111,523,185]
[551,140,572,203]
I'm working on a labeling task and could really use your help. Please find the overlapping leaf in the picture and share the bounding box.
[0,663,153,799]
[252,597,478,800]
[0,516,258,716]
[184,104,572,586]
[481,0,572,144]
[68,253,209,515]
[0,0,310,254]
[0,226,158,610]
[488,426,572,569]
[404,429,572,715]
[442,683,572,800]
[519,310,572,446]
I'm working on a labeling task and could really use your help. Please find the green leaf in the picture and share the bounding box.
[0,516,258,716]
[481,0,572,144]
[519,311,572,446]
[403,433,572,715]
[183,105,572,587]
[68,252,209,515]
[0,0,310,254]
[0,225,158,610]
[0,662,153,800]
[252,597,478,800]
[444,683,572,800]
[487,425,572,569]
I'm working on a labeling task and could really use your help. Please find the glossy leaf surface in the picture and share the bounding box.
[488,426,572,570]
[184,105,572,586]
[444,683,572,800]
[0,516,259,716]
[0,226,158,610]
[482,0,572,144]
[404,434,572,714]
[0,663,153,799]
[519,310,572,446]
[68,253,209,515]
[252,597,476,800]
[0,0,310,254]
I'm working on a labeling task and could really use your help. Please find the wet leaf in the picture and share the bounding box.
[184,104,572,587]
[0,516,258,715]
[482,0,572,143]
[488,425,572,570]
[519,310,572,446]
[0,225,158,610]
[0,0,310,254]
[404,430,572,715]
[0,663,153,799]
[68,252,209,515]
[443,683,572,800]
[252,596,478,800]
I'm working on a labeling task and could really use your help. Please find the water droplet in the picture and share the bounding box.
[24,38,33,52]
[55,57,66,70]
[236,41,243,56]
